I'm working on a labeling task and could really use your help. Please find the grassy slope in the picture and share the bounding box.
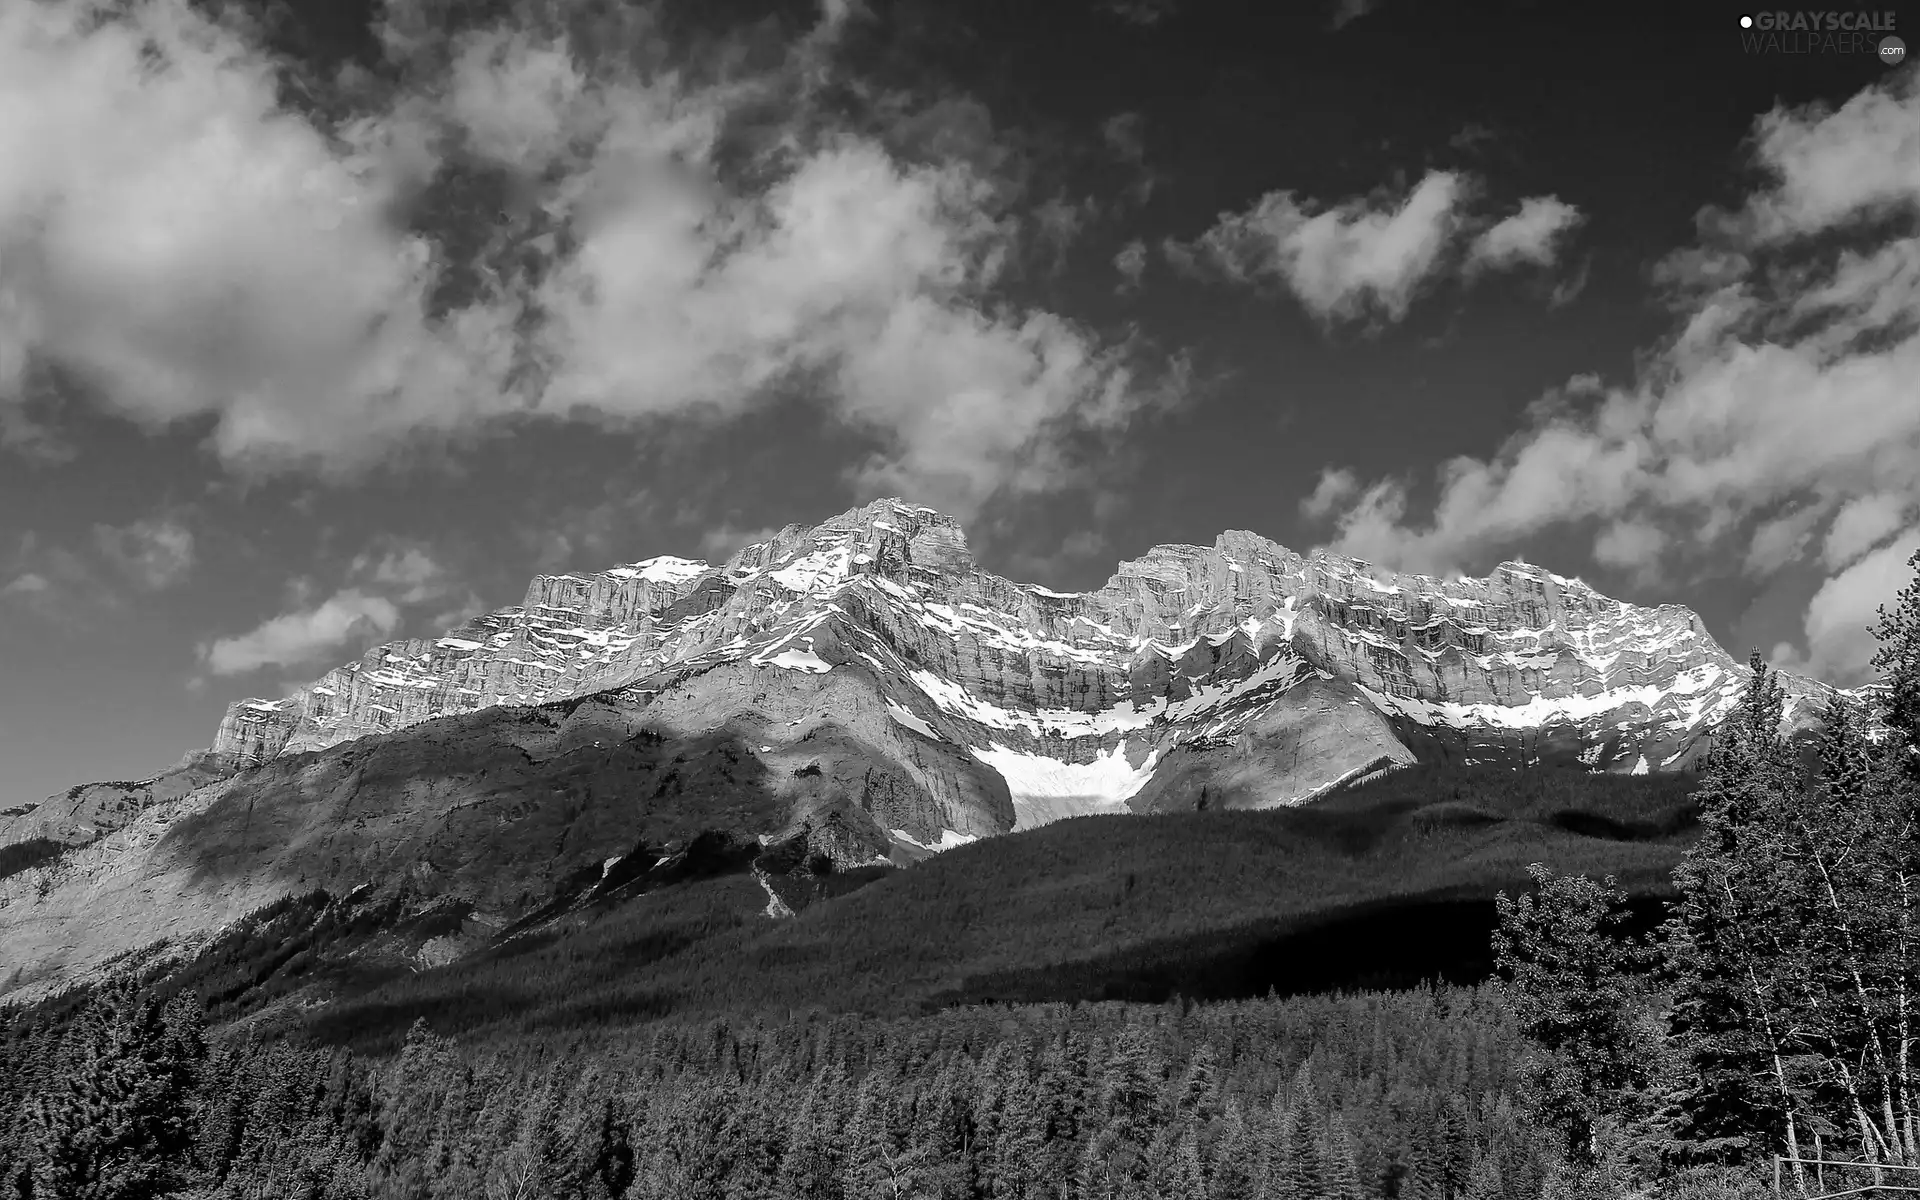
[292,763,1697,1051]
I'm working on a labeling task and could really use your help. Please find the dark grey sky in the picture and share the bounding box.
[2,0,1916,806]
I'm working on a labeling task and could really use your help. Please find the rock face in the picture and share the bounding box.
[0,497,1873,998]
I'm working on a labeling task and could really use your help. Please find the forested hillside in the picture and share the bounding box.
[5,758,1695,1055]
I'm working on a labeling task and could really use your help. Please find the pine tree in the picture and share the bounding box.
[1274,1101,1322,1200]
[1205,1099,1257,1200]
[1459,1152,1503,1200]
[1437,1096,1471,1200]
[1172,1045,1221,1126]
[1154,1122,1207,1200]
[1100,1025,1164,1137]
[1074,1120,1122,1200]
[1817,695,1875,803]
[988,1059,1047,1200]
[1319,1111,1366,1200]
[843,1070,904,1200]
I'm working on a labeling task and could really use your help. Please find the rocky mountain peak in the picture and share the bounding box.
[1,495,1886,1002]
[189,498,1859,782]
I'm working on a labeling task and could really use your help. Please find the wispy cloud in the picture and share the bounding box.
[93,517,195,590]
[1114,239,1148,294]
[1177,172,1466,326]
[1102,112,1146,165]
[1466,196,1584,273]
[1822,493,1911,571]
[201,591,402,677]
[1100,111,1156,208]
[0,572,49,599]
[1449,123,1497,153]
[0,526,169,622]
[1099,0,1181,28]
[348,545,455,605]
[199,539,474,676]
[1172,172,1585,330]
[698,524,785,561]
[1300,467,1361,521]
[1329,0,1378,30]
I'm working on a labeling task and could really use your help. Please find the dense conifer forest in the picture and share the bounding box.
[2,547,1917,1199]
[3,980,1575,1200]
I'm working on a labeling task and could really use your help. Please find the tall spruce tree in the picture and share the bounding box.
[1320,1111,1366,1200]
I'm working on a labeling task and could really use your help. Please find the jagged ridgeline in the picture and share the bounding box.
[0,498,1866,1003]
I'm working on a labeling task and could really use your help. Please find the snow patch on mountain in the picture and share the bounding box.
[1355,662,1743,733]
[1285,761,1387,806]
[974,740,1160,831]
[757,640,833,673]
[771,547,855,593]
[607,556,710,583]
[891,828,980,853]
[885,702,943,741]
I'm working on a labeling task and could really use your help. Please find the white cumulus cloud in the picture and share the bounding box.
[1186,171,1468,326]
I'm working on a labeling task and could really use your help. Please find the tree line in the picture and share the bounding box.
[2,981,1571,1200]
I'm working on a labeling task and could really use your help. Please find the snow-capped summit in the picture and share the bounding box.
[206,498,1858,837]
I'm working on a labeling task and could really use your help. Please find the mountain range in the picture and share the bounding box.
[0,498,1865,1000]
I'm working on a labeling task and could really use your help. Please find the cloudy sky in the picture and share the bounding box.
[2,0,1916,804]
